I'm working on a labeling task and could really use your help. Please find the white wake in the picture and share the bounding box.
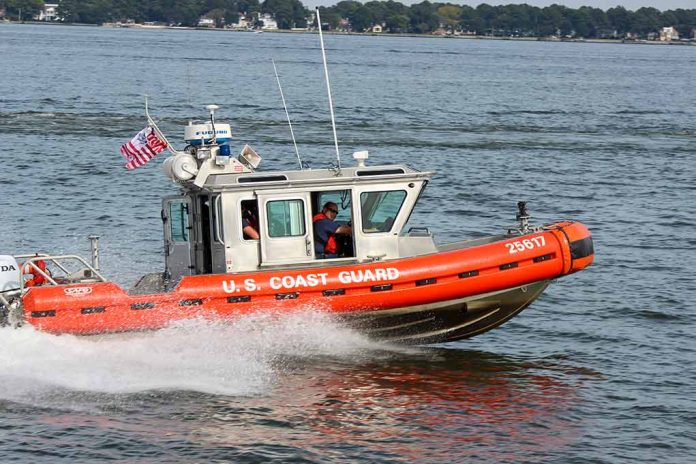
[0,310,404,400]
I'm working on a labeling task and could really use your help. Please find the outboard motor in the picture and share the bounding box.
[0,255,22,327]
[0,255,21,296]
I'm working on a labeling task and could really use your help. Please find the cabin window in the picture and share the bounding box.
[170,202,190,242]
[360,190,407,233]
[267,199,306,238]
[240,199,259,240]
[314,190,352,223]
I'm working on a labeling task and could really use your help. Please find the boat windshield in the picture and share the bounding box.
[360,190,406,233]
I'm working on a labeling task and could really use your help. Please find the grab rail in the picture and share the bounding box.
[15,254,108,292]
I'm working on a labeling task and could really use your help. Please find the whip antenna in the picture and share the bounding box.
[272,59,303,170]
[315,7,341,171]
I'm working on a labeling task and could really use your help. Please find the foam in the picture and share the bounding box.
[0,310,402,402]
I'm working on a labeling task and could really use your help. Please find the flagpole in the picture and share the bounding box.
[144,95,182,156]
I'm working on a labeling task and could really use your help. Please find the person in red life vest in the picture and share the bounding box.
[313,202,352,258]
[23,256,50,287]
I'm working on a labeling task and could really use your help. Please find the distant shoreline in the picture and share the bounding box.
[3,20,695,46]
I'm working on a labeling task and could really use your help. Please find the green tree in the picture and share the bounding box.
[538,4,565,36]
[58,0,115,24]
[332,0,361,19]
[458,5,482,34]
[262,0,307,29]
[566,8,591,37]
[409,1,438,34]
[436,4,461,30]
[3,0,45,20]
[476,3,496,34]
[669,9,696,37]
[383,0,408,32]
[171,0,202,26]
[580,6,609,38]
[607,6,631,36]
[631,7,660,36]
[317,6,341,29]
[111,0,141,22]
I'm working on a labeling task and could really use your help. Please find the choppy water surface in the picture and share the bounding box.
[1,24,695,462]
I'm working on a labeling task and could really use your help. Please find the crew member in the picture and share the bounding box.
[313,202,351,258]
[242,203,260,240]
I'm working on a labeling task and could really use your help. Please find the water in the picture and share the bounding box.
[1,24,695,462]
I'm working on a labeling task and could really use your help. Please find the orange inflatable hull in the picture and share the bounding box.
[22,222,593,343]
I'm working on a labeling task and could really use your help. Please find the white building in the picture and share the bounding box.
[258,13,278,30]
[659,27,679,41]
[36,3,60,21]
[198,18,215,28]
[228,14,250,30]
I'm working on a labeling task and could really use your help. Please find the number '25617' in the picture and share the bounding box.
[505,236,546,254]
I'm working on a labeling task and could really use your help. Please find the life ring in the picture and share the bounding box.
[22,259,49,287]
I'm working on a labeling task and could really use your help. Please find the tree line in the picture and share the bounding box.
[2,0,695,39]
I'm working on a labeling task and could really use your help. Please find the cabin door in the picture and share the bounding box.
[162,196,194,279]
[257,192,313,265]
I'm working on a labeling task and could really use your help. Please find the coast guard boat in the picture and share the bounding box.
[0,104,594,343]
[0,12,593,343]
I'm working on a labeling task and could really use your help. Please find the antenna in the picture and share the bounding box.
[272,59,303,170]
[206,104,219,145]
[186,64,192,108]
[315,7,341,171]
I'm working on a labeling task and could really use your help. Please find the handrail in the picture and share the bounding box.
[213,195,224,245]
[16,255,108,292]
[15,253,72,276]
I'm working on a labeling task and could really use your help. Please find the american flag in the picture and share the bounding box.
[120,127,167,170]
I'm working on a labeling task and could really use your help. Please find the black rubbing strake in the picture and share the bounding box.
[533,253,554,263]
[81,306,105,314]
[31,310,56,318]
[323,289,346,296]
[275,292,299,300]
[371,284,393,292]
[458,270,479,279]
[131,302,155,310]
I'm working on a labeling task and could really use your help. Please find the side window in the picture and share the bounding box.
[170,202,189,242]
[360,190,406,233]
[267,199,306,238]
[241,199,259,240]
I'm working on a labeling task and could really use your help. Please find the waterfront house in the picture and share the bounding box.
[258,13,278,30]
[228,14,250,30]
[198,18,215,28]
[36,3,60,21]
[660,27,679,41]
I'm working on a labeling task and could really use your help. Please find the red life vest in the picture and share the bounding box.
[23,259,48,287]
[313,212,338,254]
